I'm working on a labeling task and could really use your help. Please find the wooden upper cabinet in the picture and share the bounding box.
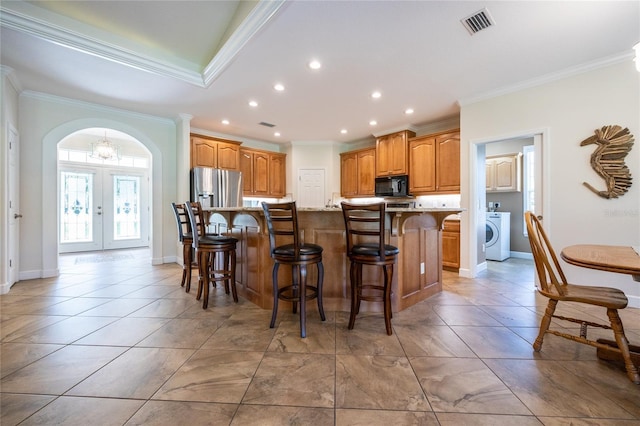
[340,152,358,197]
[435,132,460,193]
[239,149,254,193]
[408,130,460,195]
[252,151,270,196]
[190,135,240,170]
[375,130,415,176]
[191,137,217,168]
[408,136,436,193]
[240,147,286,198]
[340,147,375,197]
[357,148,376,196]
[269,153,286,197]
[217,141,241,170]
[487,153,521,192]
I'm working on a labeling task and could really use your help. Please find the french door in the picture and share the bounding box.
[59,166,149,253]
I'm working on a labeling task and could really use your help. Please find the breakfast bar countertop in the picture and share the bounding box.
[206,206,464,214]
[204,206,463,312]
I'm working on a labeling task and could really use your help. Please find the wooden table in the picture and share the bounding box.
[561,244,640,367]
[561,244,640,282]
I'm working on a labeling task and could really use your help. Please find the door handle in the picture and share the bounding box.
[14,213,22,219]
[97,212,102,215]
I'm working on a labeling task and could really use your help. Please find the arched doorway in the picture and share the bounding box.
[57,128,151,254]
[42,118,165,277]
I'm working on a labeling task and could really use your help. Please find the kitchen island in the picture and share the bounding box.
[204,206,463,313]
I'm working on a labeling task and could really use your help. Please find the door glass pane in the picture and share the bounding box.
[61,171,93,243]
[113,175,140,240]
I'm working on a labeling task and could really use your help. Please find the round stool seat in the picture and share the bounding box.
[352,243,399,257]
[200,235,238,245]
[273,243,323,258]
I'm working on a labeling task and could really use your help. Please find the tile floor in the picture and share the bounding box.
[1,249,639,425]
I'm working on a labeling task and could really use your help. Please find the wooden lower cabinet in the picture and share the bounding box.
[442,219,460,271]
[207,208,460,312]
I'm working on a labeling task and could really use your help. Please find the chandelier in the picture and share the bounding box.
[90,132,120,160]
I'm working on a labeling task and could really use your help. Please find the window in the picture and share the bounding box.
[522,145,535,236]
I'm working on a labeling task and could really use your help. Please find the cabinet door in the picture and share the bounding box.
[252,152,270,196]
[487,155,520,192]
[357,149,376,196]
[485,160,495,191]
[269,154,286,197]
[442,220,460,269]
[375,135,392,176]
[436,132,460,192]
[408,137,436,193]
[494,157,517,191]
[191,137,217,168]
[389,132,408,175]
[240,150,253,194]
[217,142,240,170]
[340,152,358,196]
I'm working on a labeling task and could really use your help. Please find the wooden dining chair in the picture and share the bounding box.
[524,211,639,384]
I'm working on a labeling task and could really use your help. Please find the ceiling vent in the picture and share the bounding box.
[461,8,494,35]
[259,121,276,128]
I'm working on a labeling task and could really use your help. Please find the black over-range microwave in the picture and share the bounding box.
[375,175,409,197]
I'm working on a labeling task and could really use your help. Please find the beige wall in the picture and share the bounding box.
[17,92,178,279]
[461,60,640,306]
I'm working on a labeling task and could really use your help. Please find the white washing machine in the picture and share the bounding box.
[486,212,511,261]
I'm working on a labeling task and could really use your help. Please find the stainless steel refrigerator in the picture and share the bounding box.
[191,167,243,208]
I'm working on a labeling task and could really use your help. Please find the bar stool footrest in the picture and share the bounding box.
[277,284,320,302]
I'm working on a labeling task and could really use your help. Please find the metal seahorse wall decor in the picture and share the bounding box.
[580,125,634,199]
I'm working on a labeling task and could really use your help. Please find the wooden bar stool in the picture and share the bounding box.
[186,201,239,309]
[171,203,195,292]
[262,201,325,338]
[341,201,398,335]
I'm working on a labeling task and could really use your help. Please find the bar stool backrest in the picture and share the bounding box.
[171,203,192,242]
[341,201,387,262]
[185,201,207,249]
[262,201,301,258]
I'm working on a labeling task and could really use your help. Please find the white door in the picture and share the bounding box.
[103,171,149,250]
[298,169,325,207]
[59,167,149,253]
[7,126,20,286]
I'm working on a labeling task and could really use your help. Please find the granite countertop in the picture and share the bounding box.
[205,206,464,214]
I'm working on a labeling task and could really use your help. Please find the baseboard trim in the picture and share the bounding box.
[510,251,533,260]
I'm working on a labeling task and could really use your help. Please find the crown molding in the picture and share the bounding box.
[0,1,286,88]
[372,124,418,138]
[21,90,175,125]
[202,0,287,86]
[458,51,634,107]
[1,65,23,92]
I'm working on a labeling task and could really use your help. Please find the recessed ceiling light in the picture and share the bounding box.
[249,100,258,107]
[404,108,414,115]
[221,119,229,125]
[274,83,285,91]
[274,132,281,137]
[369,120,377,126]
[308,59,321,70]
[340,129,348,134]
[371,91,381,99]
